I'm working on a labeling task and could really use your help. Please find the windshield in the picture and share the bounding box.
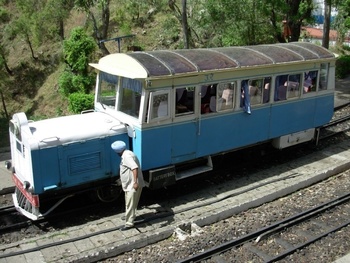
[97,72,142,118]
[119,85,142,118]
[98,72,118,109]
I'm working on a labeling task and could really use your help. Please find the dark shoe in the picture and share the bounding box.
[120,225,133,231]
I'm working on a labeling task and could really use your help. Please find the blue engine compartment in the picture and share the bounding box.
[31,134,129,195]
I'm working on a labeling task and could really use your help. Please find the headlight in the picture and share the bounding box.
[5,161,11,170]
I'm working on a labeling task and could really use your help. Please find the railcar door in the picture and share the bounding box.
[171,85,198,163]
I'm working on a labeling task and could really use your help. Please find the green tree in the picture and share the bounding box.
[202,0,314,46]
[63,27,96,74]
[0,60,10,121]
[204,0,276,46]
[59,27,96,112]
[169,0,192,48]
[68,92,94,113]
[0,4,12,121]
[37,0,74,41]
[74,0,111,55]
[11,0,73,59]
[333,0,350,49]
[285,0,314,42]
[323,0,332,48]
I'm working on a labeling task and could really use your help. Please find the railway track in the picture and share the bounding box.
[177,193,350,263]
[317,104,350,142]
[0,204,33,233]
[0,193,123,238]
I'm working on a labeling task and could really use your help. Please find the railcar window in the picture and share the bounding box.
[241,77,270,108]
[287,74,301,98]
[303,70,318,93]
[274,74,301,101]
[263,77,271,103]
[201,85,215,114]
[99,79,117,108]
[248,79,262,105]
[119,78,142,118]
[201,84,216,113]
[216,82,235,111]
[320,63,329,90]
[147,91,169,120]
[175,86,195,116]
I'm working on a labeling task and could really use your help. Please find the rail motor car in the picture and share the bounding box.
[9,42,336,220]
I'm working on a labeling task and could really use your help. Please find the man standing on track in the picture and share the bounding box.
[111,140,145,231]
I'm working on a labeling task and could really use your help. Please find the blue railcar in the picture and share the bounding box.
[9,42,336,220]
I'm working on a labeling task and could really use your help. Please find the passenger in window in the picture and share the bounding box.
[249,80,261,105]
[222,83,233,106]
[201,85,211,114]
[208,84,218,112]
[176,88,188,113]
[263,81,270,103]
[249,80,259,96]
[276,82,287,101]
[304,71,317,93]
[304,72,311,93]
[274,75,288,101]
[308,77,317,92]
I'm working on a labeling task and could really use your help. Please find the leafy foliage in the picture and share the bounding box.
[0,7,10,23]
[59,27,96,102]
[335,55,350,79]
[68,92,94,113]
[201,0,284,46]
[63,27,96,74]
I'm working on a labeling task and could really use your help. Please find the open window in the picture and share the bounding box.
[303,71,318,93]
[287,74,301,98]
[175,86,195,116]
[274,74,301,101]
[216,82,235,111]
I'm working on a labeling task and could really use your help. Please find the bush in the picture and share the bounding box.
[71,74,95,94]
[59,72,95,97]
[0,7,9,23]
[342,45,350,52]
[58,71,76,96]
[63,27,96,74]
[68,93,94,113]
[59,26,97,101]
[336,55,350,79]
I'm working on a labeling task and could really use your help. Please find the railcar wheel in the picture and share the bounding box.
[96,184,122,202]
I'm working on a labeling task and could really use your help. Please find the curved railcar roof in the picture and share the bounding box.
[90,42,334,79]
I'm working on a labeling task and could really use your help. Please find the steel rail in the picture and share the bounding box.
[176,192,350,263]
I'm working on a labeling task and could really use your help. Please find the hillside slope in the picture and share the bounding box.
[0,3,181,147]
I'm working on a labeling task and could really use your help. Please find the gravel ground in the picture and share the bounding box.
[101,170,350,263]
[95,104,350,263]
